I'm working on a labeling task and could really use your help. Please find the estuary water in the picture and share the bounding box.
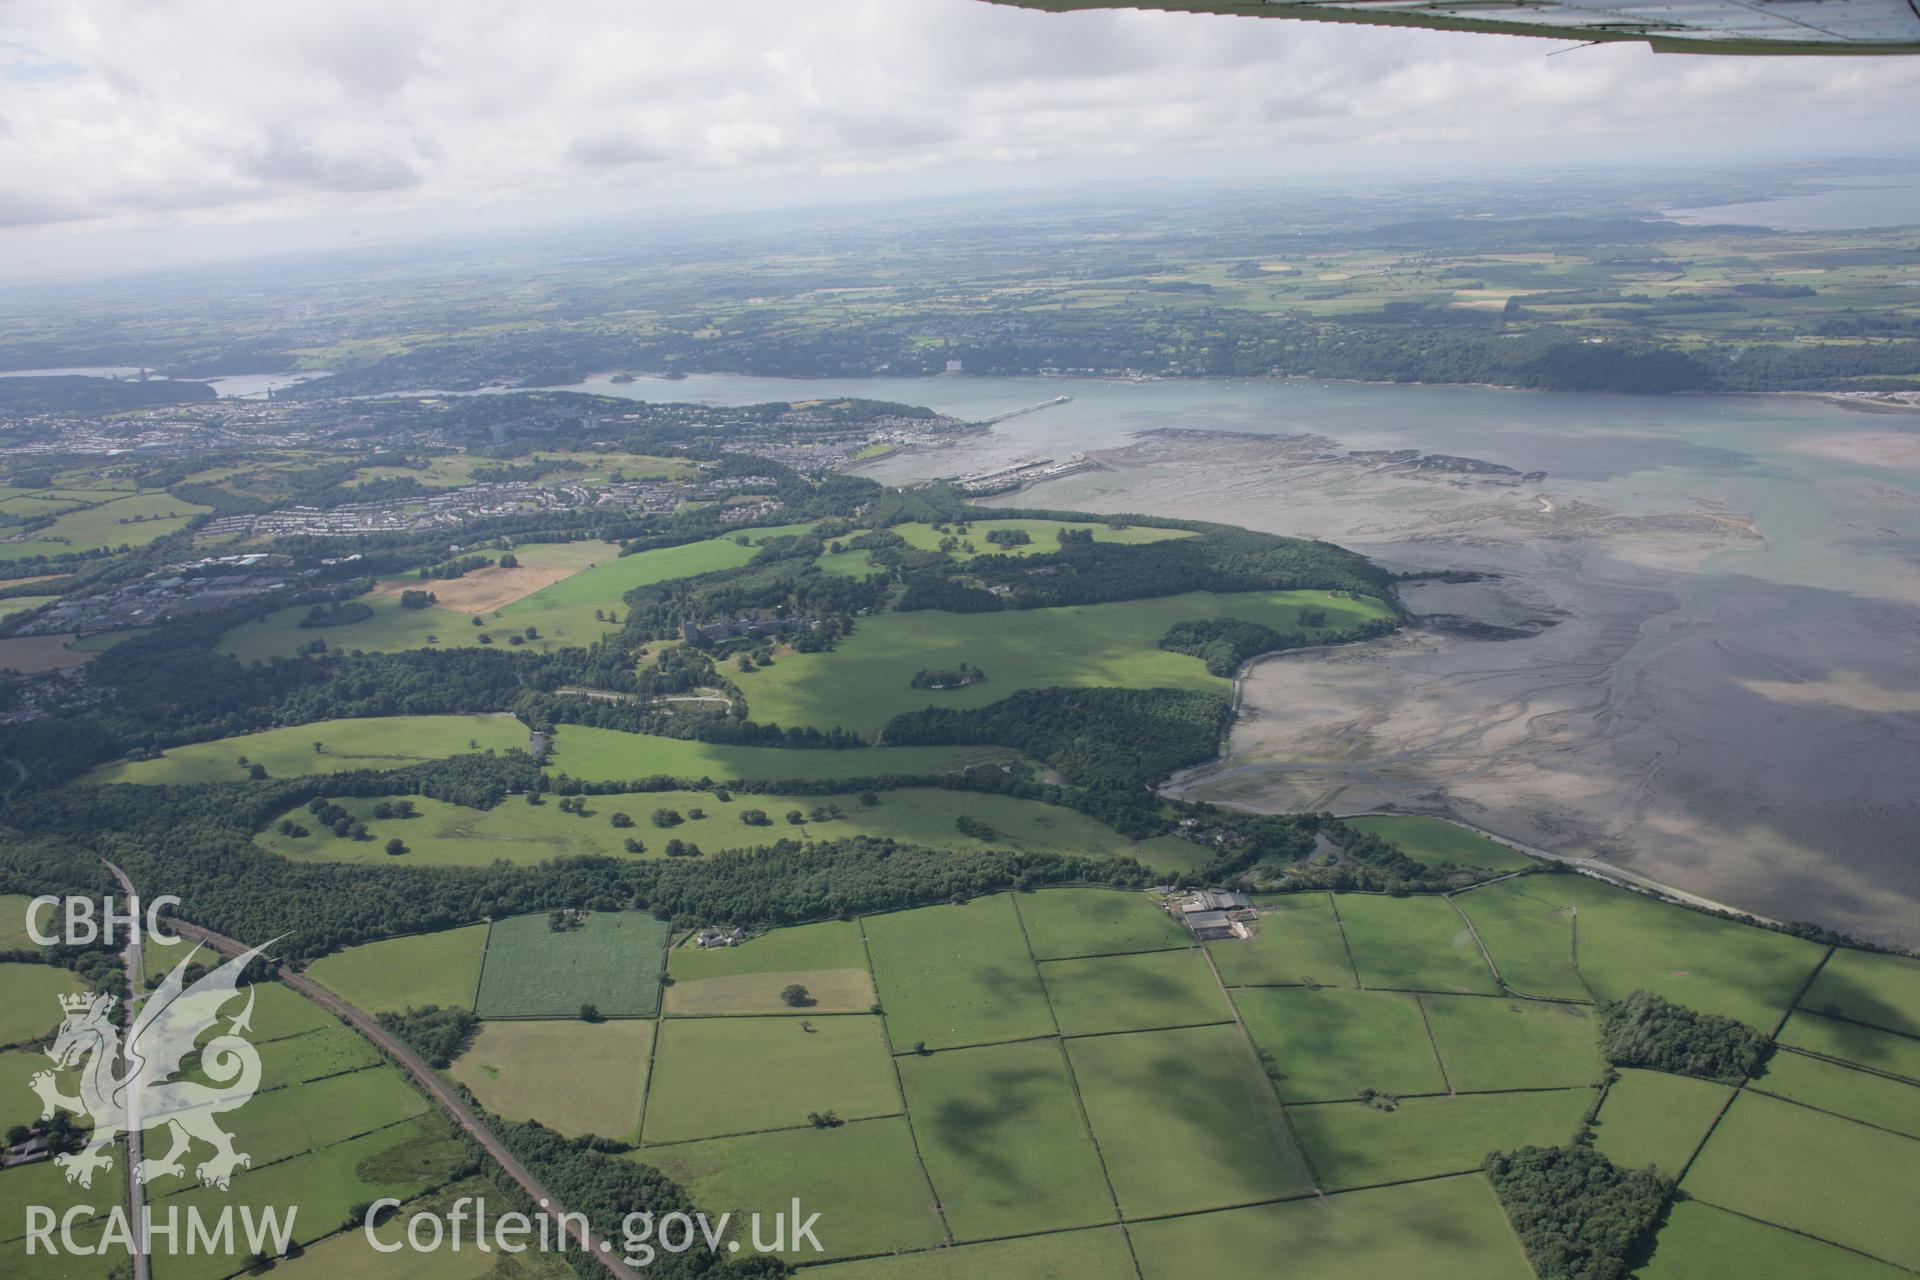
[1664,175,1920,231]
[595,372,1920,942]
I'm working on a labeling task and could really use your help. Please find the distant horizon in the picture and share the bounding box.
[2,152,1917,293]
[4,0,1918,282]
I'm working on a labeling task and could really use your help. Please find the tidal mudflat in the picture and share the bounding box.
[779,374,1915,945]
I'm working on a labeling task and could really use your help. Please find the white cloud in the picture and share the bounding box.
[0,0,1914,244]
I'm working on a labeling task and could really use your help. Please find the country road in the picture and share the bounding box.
[168,920,643,1280]
[101,860,148,1280]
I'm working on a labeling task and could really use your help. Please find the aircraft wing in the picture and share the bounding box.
[985,0,1920,54]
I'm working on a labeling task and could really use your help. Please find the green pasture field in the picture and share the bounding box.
[0,595,55,623]
[259,792,637,866]
[142,1063,431,1197]
[0,1216,113,1280]
[544,724,1031,784]
[258,786,1181,868]
[219,536,757,660]
[816,545,885,577]
[1750,1048,1920,1138]
[667,919,864,979]
[0,894,56,951]
[640,1015,900,1145]
[1210,893,1356,988]
[474,911,671,1019]
[0,963,85,1048]
[1588,1067,1732,1177]
[864,895,1055,1051]
[80,713,526,785]
[1453,873,1826,1027]
[666,920,877,1014]
[1233,986,1446,1103]
[1682,1090,1920,1270]
[449,1019,652,1138]
[1039,947,1228,1038]
[1130,1175,1533,1280]
[1291,1089,1593,1191]
[1449,880,1588,1002]
[305,923,490,1015]
[1800,947,1920,1037]
[643,1117,944,1261]
[0,1047,80,1135]
[732,588,1394,737]
[1013,888,1190,961]
[1637,1200,1911,1280]
[733,521,823,543]
[1343,816,1533,871]
[0,495,91,517]
[1333,893,1497,995]
[1776,1010,1920,1081]
[64,628,142,652]
[890,518,1196,562]
[749,786,1164,860]
[148,1112,466,1280]
[897,1039,1115,1240]
[804,1227,1137,1280]
[273,1177,577,1280]
[1067,1023,1311,1217]
[0,490,210,562]
[238,980,340,1043]
[243,1024,383,1093]
[1420,996,1603,1092]
[666,967,877,1016]
[0,1151,113,1241]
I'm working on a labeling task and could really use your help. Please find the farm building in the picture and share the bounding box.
[1183,909,1240,941]
[1176,890,1256,940]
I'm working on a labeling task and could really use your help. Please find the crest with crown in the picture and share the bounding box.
[61,991,115,1017]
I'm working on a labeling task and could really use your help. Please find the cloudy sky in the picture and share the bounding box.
[2,0,1916,277]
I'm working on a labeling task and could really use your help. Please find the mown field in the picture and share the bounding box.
[219,535,757,659]
[80,713,527,785]
[306,922,491,1014]
[449,1019,652,1138]
[476,910,672,1018]
[732,587,1395,737]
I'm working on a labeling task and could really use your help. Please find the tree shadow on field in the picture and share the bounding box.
[920,1060,1058,1182]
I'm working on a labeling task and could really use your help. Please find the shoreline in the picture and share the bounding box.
[1158,633,1791,931]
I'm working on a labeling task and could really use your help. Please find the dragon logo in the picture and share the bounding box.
[30,940,277,1191]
